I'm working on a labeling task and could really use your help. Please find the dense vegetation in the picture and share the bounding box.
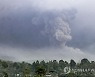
[0,58,95,77]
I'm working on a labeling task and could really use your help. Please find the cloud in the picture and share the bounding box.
[0,45,94,63]
[67,0,95,50]
[0,0,76,48]
[0,0,95,61]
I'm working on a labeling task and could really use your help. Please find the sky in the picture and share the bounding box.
[0,0,95,63]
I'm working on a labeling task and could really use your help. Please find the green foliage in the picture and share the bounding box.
[81,58,90,65]
[0,58,95,77]
[2,61,8,68]
[80,58,90,69]
[35,66,46,77]
[3,72,8,77]
[66,72,77,77]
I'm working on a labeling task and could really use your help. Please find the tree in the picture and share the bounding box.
[59,60,65,69]
[2,61,8,68]
[80,58,90,69]
[35,60,40,68]
[70,59,76,69]
[64,61,69,66]
[53,60,58,71]
[35,66,46,77]
[90,61,95,69]
[40,60,47,69]
[3,72,8,77]
[13,62,19,69]
[23,67,31,77]
[81,58,90,65]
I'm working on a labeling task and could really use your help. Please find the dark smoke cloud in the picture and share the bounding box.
[0,0,95,62]
[66,0,95,50]
[0,6,75,48]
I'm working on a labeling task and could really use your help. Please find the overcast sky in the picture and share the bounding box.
[0,0,95,63]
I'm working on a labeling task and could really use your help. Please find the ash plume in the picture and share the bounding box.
[0,5,75,48]
[2,0,95,62]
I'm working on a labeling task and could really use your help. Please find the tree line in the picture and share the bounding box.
[0,58,95,77]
